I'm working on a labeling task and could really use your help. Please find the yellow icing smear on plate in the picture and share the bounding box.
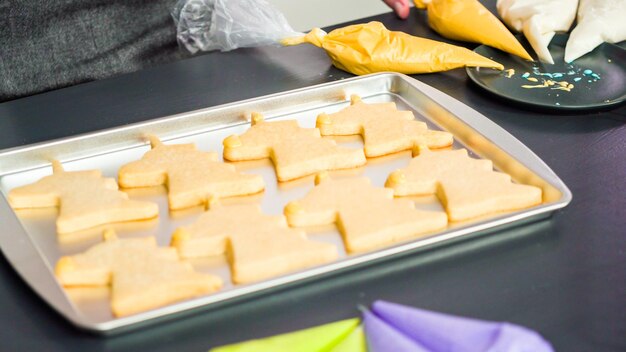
[521,79,575,92]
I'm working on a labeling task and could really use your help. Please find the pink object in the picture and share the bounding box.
[383,0,411,19]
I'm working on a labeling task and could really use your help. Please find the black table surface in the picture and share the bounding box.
[1,4,625,352]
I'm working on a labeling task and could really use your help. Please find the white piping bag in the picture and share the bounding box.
[564,0,626,63]
[497,0,578,64]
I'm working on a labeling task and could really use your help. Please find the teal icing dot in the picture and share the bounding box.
[583,69,593,75]
[553,73,564,78]
[591,73,601,80]
[522,72,530,78]
[574,77,582,82]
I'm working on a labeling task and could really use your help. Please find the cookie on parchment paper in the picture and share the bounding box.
[171,200,338,284]
[316,95,453,157]
[118,136,264,210]
[284,173,448,253]
[385,147,543,221]
[8,161,158,234]
[55,230,222,317]
[222,113,366,181]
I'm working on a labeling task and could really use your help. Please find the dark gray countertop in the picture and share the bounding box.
[1,5,625,352]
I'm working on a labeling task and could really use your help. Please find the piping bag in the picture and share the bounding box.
[365,300,555,352]
[564,0,626,63]
[497,0,578,64]
[414,0,532,61]
[172,1,501,74]
[281,21,503,75]
[210,318,365,352]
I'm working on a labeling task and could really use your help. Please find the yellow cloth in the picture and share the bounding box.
[414,0,532,60]
[281,21,503,75]
[329,325,367,352]
[210,318,362,352]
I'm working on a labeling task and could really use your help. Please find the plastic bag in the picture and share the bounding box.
[281,22,503,75]
[171,0,302,53]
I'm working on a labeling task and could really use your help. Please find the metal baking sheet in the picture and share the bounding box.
[0,73,571,334]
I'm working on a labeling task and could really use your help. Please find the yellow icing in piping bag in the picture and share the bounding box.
[281,21,503,75]
[414,0,532,60]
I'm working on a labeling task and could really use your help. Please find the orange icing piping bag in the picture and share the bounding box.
[414,0,532,60]
[281,21,503,75]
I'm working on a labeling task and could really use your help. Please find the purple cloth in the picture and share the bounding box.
[368,300,554,352]
[363,309,430,352]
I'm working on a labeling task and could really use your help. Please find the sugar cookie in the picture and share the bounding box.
[316,95,453,157]
[385,147,543,221]
[222,113,366,181]
[8,161,158,234]
[55,230,222,317]
[118,136,265,210]
[171,201,338,284]
[284,173,448,252]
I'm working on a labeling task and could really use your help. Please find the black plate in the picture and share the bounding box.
[466,34,626,111]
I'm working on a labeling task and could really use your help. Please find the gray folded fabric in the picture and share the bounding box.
[0,0,184,102]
